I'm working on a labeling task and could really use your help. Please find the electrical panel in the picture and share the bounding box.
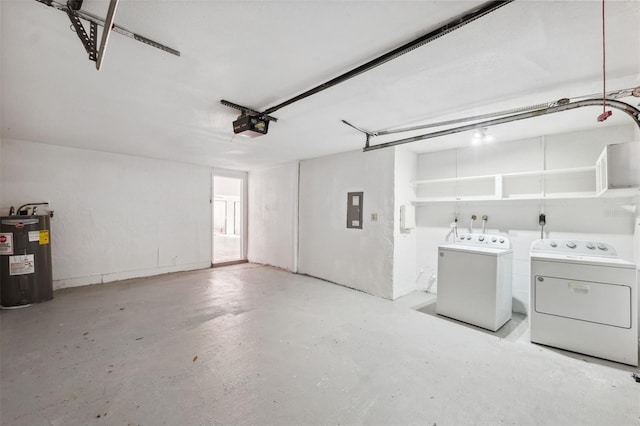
[347,192,363,229]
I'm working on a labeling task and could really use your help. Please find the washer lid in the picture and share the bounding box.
[439,244,512,255]
[531,252,636,269]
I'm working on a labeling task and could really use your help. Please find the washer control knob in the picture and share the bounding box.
[466,235,472,240]
[566,241,576,249]
[549,241,557,247]
[478,235,485,241]
[597,243,608,251]
[499,238,505,243]
[459,234,465,240]
[492,237,497,242]
[586,242,595,250]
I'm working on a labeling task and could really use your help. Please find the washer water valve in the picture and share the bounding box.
[469,215,477,233]
[450,217,459,240]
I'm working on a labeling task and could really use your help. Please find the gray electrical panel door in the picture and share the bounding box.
[346,192,363,229]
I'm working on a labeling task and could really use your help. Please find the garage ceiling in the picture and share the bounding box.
[1,0,639,170]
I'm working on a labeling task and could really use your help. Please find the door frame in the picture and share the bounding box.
[211,168,248,266]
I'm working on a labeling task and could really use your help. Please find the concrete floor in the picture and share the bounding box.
[213,234,242,264]
[1,264,639,426]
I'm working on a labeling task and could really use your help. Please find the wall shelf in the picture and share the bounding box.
[411,142,640,205]
[410,166,612,204]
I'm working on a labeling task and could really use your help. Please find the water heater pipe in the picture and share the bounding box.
[16,202,53,218]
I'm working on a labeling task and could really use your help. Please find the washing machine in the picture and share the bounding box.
[437,233,513,331]
[530,239,638,366]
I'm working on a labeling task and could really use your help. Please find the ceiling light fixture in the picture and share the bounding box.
[472,128,494,144]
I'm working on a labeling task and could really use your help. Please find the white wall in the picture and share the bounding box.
[415,125,638,314]
[298,149,395,299]
[393,147,417,299]
[1,139,212,289]
[248,162,298,271]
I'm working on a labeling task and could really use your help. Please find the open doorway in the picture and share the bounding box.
[212,172,247,266]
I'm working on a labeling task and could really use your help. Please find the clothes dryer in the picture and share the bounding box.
[530,239,638,366]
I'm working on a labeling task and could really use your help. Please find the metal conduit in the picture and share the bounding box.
[372,101,559,136]
[342,101,559,138]
[362,99,640,152]
[348,86,640,137]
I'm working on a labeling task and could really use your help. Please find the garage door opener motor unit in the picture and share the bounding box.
[233,115,269,137]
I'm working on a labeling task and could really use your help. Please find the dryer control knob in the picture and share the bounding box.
[597,243,608,251]
[586,243,595,250]
[466,235,472,240]
[566,241,576,249]
[492,237,497,242]
[459,235,465,240]
[499,238,505,243]
[478,235,485,241]
[549,241,557,247]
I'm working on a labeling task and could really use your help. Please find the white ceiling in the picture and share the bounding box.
[1,0,639,171]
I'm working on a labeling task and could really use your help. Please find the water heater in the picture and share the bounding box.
[0,213,53,307]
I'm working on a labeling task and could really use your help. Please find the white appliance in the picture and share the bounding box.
[530,239,638,366]
[437,234,513,331]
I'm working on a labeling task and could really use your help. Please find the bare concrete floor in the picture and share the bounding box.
[1,264,639,426]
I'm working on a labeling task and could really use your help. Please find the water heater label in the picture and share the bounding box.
[27,230,49,244]
[9,254,35,276]
[0,233,13,255]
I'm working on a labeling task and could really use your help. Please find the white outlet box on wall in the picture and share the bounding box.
[400,204,416,230]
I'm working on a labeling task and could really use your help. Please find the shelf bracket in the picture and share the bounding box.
[495,174,503,199]
[65,6,97,62]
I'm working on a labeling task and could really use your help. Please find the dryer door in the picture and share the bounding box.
[534,276,631,328]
